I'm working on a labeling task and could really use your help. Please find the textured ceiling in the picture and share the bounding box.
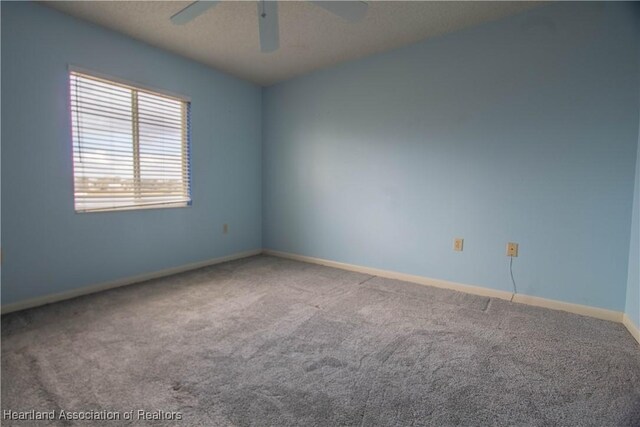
[45,1,542,86]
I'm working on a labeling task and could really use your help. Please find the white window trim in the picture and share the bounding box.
[69,65,192,213]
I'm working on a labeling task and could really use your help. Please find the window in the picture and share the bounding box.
[70,70,191,212]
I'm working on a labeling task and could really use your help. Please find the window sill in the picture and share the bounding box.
[75,202,191,214]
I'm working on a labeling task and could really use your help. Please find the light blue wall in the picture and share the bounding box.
[1,2,262,305]
[263,2,640,311]
[3,2,639,315]
[626,92,640,328]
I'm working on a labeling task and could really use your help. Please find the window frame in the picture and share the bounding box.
[68,66,192,213]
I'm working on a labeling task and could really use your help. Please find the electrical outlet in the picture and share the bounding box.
[223,224,229,234]
[453,238,464,252]
[506,242,518,257]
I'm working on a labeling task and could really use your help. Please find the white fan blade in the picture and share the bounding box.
[310,1,368,22]
[171,1,220,25]
[258,1,279,53]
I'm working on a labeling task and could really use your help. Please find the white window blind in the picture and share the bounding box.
[70,71,191,212]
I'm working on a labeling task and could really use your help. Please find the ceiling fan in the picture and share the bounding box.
[170,1,369,53]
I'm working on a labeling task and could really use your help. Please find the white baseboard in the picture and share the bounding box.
[265,250,513,301]
[264,249,626,325]
[1,249,262,315]
[622,314,640,344]
[5,247,636,346]
[511,294,622,323]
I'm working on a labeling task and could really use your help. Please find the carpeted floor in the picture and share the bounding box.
[2,255,640,426]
